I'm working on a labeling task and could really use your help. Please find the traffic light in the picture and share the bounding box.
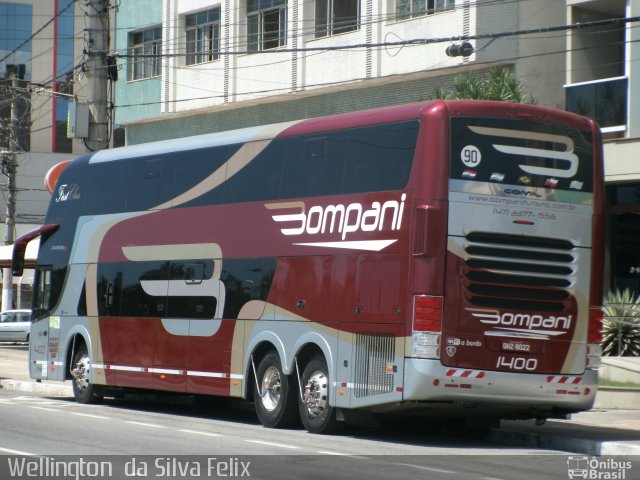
[445,42,474,57]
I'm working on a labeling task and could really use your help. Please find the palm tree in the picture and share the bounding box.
[434,67,535,104]
[602,289,640,357]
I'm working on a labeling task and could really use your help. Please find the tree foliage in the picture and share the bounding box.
[434,67,535,104]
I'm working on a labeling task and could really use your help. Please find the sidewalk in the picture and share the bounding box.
[1,345,639,455]
[494,410,640,455]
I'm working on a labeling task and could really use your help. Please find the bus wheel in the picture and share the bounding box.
[71,344,103,404]
[254,351,297,428]
[298,355,338,434]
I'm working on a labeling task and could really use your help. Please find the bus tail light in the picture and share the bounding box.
[587,308,602,369]
[411,295,442,359]
[588,307,603,344]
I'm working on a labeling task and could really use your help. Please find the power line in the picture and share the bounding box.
[114,14,640,59]
[114,35,640,110]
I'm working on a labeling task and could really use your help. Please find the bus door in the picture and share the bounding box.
[29,266,55,380]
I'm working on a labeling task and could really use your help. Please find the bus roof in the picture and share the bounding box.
[90,100,595,164]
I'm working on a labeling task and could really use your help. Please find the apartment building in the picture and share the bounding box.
[0,0,94,307]
[565,0,640,295]
[0,0,88,235]
[115,0,568,144]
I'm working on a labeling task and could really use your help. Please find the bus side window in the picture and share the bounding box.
[184,263,204,285]
[128,157,174,211]
[97,264,123,316]
[343,121,417,193]
[77,282,87,316]
[223,139,284,203]
[33,266,52,318]
[83,161,129,215]
[171,146,231,207]
[168,260,216,319]
[280,134,345,199]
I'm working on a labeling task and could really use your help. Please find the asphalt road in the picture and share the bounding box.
[0,388,576,480]
[2,343,639,480]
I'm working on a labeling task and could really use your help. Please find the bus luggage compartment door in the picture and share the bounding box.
[29,316,53,380]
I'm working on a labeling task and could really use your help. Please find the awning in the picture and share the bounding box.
[0,239,39,270]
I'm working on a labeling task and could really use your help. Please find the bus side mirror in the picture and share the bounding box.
[11,224,60,276]
[12,239,27,276]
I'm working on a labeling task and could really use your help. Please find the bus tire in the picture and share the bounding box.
[254,351,298,428]
[71,344,103,404]
[298,355,338,434]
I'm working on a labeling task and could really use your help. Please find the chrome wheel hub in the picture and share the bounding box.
[72,354,90,391]
[303,370,328,418]
[260,366,282,412]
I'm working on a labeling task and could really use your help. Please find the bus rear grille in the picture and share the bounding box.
[463,232,575,313]
[353,333,394,398]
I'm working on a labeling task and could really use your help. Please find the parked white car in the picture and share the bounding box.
[0,309,32,343]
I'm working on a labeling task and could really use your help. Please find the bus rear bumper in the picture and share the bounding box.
[403,358,598,413]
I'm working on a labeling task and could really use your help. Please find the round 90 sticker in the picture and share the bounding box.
[461,145,481,168]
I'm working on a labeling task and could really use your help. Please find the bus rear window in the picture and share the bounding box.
[450,117,594,193]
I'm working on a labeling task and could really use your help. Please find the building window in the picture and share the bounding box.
[396,0,454,21]
[565,77,628,132]
[247,0,287,52]
[609,185,640,296]
[128,26,162,81]
[315,0,358,38]
[186,8,221,65]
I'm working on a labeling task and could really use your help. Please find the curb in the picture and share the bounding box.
[594,387,640,410]
[0,378,72,396]
[489,429,640,456]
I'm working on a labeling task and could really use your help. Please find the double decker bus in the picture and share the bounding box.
[14,100,604,433]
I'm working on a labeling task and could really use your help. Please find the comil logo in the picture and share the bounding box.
[265,194,406,251]
[567,456,633,479]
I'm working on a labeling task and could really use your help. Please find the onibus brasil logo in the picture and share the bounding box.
[567,456,633,479]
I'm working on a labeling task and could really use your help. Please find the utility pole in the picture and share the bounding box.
[1,67,19,310]
[83,0,110,151]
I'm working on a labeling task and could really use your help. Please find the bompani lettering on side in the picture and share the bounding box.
[266,194,406,251]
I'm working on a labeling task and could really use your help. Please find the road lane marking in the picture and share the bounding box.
[124,421,166,429]
[0,446,38,456]
[71,412,111,420]
[316,451,369,459]
[27,406,59,412]
[178,429,224,437]
[394,463,457,474]
[245,440,300,450]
